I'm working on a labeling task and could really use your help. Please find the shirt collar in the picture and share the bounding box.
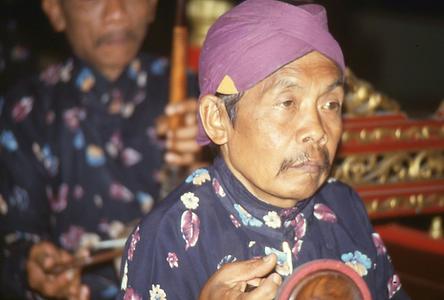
[211,156,314,237]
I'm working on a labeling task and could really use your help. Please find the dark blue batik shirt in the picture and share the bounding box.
[119,157,410,300]
[0,54,196,299]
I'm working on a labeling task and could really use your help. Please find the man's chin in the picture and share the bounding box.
[94,55,135,80]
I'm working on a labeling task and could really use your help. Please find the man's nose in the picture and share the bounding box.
[298,112,328,146]
[103,0,128,21]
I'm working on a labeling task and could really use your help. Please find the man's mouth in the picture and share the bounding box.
[96,30,137,47]
[277,149,330,177]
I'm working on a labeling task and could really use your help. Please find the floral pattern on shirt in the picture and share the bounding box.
[234,204,263,227]
[180,192,200,210]
[388,273,402,298]
[372,232,387,255]
[263,211,282,228]
[166,252,179,268]
[119,158,410,300]
[149,284,167,300]
[186,168,211,186]
[341,250,372,277]
[313,203,337,223]
[180,210,200,250]
[1,54,198,300]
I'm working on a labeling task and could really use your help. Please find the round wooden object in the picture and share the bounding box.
[276,259,372,300]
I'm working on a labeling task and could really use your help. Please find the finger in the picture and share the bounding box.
[66,269,82,300]
[168,124,199,140]
[165,99,198,116]
[164,152,195,167]
[29,242,59,270]
[222,254,278,284]
[39,269,76,298]
[167,139,200,155]
[60,248,75,265]
[156,115,168,136]
[244,273,282,300]
[79,285,91,300]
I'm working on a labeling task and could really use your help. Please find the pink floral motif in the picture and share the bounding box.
[181,210,200,250]
[313,203,337,223]
[123,287,142,300]
[127,226,140,261]
[291,213,307,240]
[166,252,179,268]
[39,64,62,85]
[46,111,55,125]
[60,225,84,250]
[12,97,33,122]
[387,274,402,298]
[280,207,298,219]
[292,239,304,258]
[63,107,85,130]
[230,214,241,228]
[372,232,387,255]
[212,178,226,197]
[121,148,142,167]
[47,184,69,212]
[73,185,84,200]
[289,213,307,259]
[106,131,123,157]
[110,182,134,202]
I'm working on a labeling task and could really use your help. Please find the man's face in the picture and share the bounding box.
[46,0,157,80]
[221,51,344,208]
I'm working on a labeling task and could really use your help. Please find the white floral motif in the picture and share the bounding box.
[193,171,210,185]
[263,211,282,229]
[180,192,199,210]
[149,284,167,300]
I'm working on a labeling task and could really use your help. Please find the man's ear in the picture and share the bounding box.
[41,0,66,32]
[199,95,231,145]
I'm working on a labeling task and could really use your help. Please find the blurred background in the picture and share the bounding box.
[1,0,443,116]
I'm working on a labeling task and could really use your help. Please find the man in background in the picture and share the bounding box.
[0,0,200,299]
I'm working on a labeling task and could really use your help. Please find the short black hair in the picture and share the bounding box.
[215,92,244,123]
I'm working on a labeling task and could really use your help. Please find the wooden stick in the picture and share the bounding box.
[159,0,189,198]
[48,248,123,275]
[168,0,188,130]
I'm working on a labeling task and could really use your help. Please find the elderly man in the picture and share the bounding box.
[119,0,409,299]
[0,0,200,299]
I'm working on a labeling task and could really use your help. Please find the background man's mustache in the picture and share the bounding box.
[95,31,138,47]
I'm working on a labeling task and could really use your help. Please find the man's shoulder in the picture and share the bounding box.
[138,168,215,236]
[318,179,365,211]
[320,178,355,195]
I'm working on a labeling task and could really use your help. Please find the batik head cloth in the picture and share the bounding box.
[197,0,345,145]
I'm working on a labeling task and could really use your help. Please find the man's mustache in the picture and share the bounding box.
[95,30,138,47]
[276,147,331,177]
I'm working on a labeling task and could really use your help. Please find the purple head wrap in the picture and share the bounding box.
[197,0,345,145]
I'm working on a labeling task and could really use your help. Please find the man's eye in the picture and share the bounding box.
[322,101,341,111]
[279,100,294,108]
